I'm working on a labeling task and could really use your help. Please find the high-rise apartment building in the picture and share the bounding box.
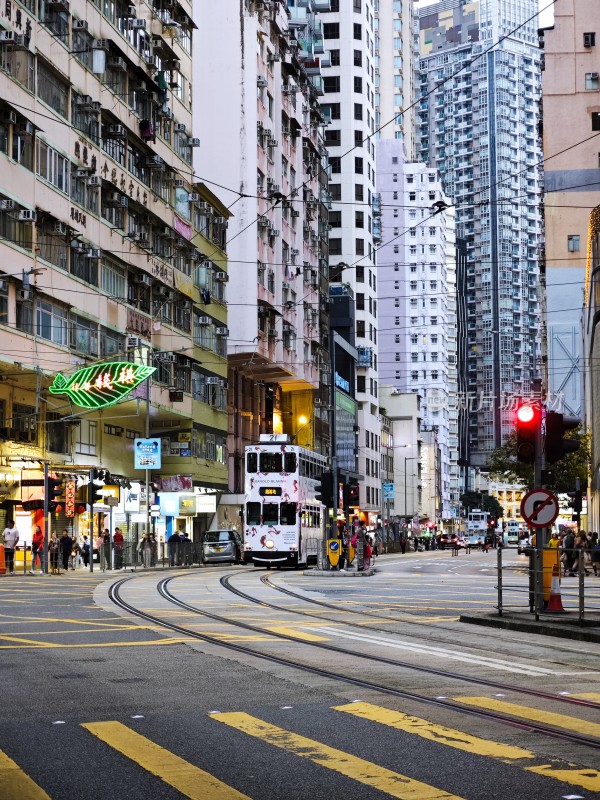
[541,2,596,419]
[377,144,457,521]
[319,0,381,523]
[194,1,331,514]
[417,0,542,467]
[0,0,229,540]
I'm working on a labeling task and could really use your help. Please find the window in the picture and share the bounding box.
[354,103,363,120]
[353,0,361,10]
[37,299,68,345]
[356,238,365,255]
[353,49,362,67]
[355,211,364,228]
[326,103,341,120]
[46,412,68,454]
[329,210,341,228]
[325,129,341,146]
[329,238,342,255]
[411,371,418,381]
[323,76,341,93]
[353,23,362,40]
[584,32,596,48]
[36,141,69,192]
[13,403,37,443]
[70,314,98,355]
[37,60,68,118]
[355,157,363,174]
[409,192,416,201]
[330,183,342,201]
[76,419,97,456]
[330,49,340,66]
[585,73,600,90]
[592,112,600,131]
[354,130,363,147]
[567,235,580,252]
[324,23,339,39]
[354,76,363,93]
[355,184,364,201]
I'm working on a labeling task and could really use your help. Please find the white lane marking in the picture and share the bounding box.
[309,627,598,676]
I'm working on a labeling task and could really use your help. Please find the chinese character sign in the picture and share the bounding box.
[134,438,162,470]
[49,363,156,409]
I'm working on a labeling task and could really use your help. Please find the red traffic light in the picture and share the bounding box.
[516,405,535,424]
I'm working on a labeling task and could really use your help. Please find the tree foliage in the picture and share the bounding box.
[459,491,504,520]
[487,426,590,492]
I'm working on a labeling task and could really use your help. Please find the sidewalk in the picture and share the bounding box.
[460,610,600,644]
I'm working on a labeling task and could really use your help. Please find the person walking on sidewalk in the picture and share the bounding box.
[113,528,124,570]
[30,525,45,573]
[81,535,90,568]
[60,530,72,573]
[2,519,19,574]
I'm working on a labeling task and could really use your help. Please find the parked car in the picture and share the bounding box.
[201,530,243,564]
[437,533,458,550]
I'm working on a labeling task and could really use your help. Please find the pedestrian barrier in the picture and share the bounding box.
[0,544,5,574]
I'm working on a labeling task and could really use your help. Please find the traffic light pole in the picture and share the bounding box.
[534,398,544,620]
[42,461,49,575]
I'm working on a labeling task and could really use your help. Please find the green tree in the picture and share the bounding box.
[459,491,504,520]
[487,426,590,492]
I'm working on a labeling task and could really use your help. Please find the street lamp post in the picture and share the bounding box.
[404,456,416,530]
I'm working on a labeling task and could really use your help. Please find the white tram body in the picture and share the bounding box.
[244,435,327,568]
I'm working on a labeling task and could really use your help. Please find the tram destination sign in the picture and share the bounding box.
[49,362,156,409]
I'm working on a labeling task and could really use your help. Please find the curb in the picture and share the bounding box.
[460,613,600,643]
[303,568,376,577]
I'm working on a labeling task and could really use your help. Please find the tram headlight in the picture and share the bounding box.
[265,538,275,549]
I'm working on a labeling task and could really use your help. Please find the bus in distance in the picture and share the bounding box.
[244,435,327,568]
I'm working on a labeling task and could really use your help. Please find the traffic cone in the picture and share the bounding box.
[545,564,566,613]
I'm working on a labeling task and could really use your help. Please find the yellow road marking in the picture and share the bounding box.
[454,696,600,739]
[266,625,328,641]
[82,721,250,800]
[334,702,533,759]
[335,702,600,793]
[212,712,463,800]
[0,638,192,649]
[0,747,51,800]
[573,693,600,702]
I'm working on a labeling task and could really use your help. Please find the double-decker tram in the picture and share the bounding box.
[244,434,327,568]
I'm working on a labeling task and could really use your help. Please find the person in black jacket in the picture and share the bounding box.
[60,530,72,573]
[167,531,181,567]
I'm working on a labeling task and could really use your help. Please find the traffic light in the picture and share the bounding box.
[314,470,334,507]
[545,411,581,465]
[88,468,103,507]
[345,480,360,507]
[568,490,583,514]
[515,403,540,464]
[46,474,64,513]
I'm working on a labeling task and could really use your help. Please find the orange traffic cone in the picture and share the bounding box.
[545,564,566,613]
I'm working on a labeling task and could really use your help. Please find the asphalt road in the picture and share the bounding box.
[0,549,599,800]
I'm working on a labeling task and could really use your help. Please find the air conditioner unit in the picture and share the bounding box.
[258,216,269,227]
[87,248,102,258]
[270,229,280,237]
[132,18,146,28]
[126,5,137,17]
[18,289,32,301]
[107,124,127,138]
[76,95,93,107]
[53,221,67,234]
[257,76,268,87]
[135,273,152,286]
[126,335,140,348]
[188,137,200,147]
[18,209,36,222]
[146,155,164,168]
[166,59,181,71]
[584,32,594,48]
[93,39,110,49]
[174,178,185,188]
[151,36,162,48]
[162,226,174,238]
[175,238,185,248]
[215,271,228,282]
[73,19,88,30]
[268,52,280,63]
[92,101,102,113]
[0,30,15,42]
[197,316,211,325]
[135,80,148,92]
[282,126,290,136]
[107,192,128,207]
[3,111,17,125]
[108,57,127,72]
[291,248,300,256]
[282,282,290,289]
[268,328,278,337]
[178,357,192,368]
[188,193,200,202]
[48,0,69,10]
[87,176,102,187]
[215,327,228,336]
[160,352,176,363]
[155,285,173,298]
[590,72,599,80]
[291,210,300,218]
[0,199,15,211]
[205,377,221,385]
[18,121,34,135]
[175,122,187,133]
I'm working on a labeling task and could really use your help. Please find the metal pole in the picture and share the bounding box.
[330,329,337,541]
[43,461,49,575]
[497,545,502,616]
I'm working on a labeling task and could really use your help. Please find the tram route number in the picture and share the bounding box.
[260,487,282,497]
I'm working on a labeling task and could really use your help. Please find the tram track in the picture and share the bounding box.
[107,573,600,753]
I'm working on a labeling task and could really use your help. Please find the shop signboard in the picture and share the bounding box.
[134,438,162,469]
[49,363,155,409]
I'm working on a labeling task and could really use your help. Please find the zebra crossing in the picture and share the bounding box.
[2,696,599,799]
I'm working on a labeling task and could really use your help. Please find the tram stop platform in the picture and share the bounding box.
[460,611,600,644]
[303,567,376,578]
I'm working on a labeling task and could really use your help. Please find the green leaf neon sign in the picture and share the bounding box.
[49,362,156,409]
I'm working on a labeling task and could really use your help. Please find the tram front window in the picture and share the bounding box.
[263,503,279,525]
[247,453,258,473]
[260,453,282,473]
[284,453,297,472]
[280,502,297,525]
[246,502,261,525]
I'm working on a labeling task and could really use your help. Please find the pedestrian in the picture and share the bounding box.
[113,527,124,569]
[562,528,576,575]
[573,530,591,575]
[168,530,181,567]
[49,532,60,573]
[138,533,153,568]
[150,532,158,566]
[2,518,19,574]
[60,529,72,572]
[29,524,44,574]
[180,530,192,566]
[101,528,111,570]
[399,532,407,554]
[81,535,90,568]
[70,538,81,570]
[363,537,373,570]
[591,534,600,576]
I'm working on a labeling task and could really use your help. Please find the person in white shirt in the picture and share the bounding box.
[2,520,19,574]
